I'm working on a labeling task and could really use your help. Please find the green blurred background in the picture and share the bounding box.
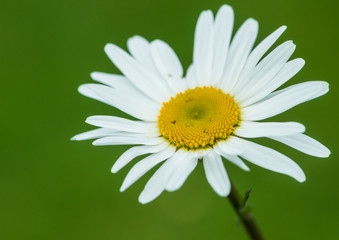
[1,0,338,239]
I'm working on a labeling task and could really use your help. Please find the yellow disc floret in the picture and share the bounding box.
[158,86,240,150]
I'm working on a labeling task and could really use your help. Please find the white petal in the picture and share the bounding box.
[193,148,211,159]
[203,151,231,197]
[71,128,118,141]
[240,58,305,107]
[78,84,160,121]
[127,36,175,94]
[138,149,188,204]
[138,165,168,204]
[150,40,186,93]
[185,64,198,89]
[236,41,296,103]
[212,144,249,171]
[210,5,234,86]
[166,155,198,192]
[193,10,214,86]
[90,72,132,90]
[92,135,164,146]
[151,40,183,79]
[221,152,249,171]
[104,43,171,103]
[111,142,170,173]
[234,137,306,182]
[85,115,158,133]
[241,81,329,121]
[219,18,258,92]
[120,146,176,192]
[127,35,158,72]
[235,121,305,138]
[213,137,245,155]
[231,26,286,95]
[270,134,330,158]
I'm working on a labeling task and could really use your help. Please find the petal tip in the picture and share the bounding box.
[92,139,101,146]
[138,196,148,205]
[78,84,88,94]
[322,82,330,91]
[296,58,306,66]
[104,43,111,52]
[280,25,287,31]
[246,18,259,27]
[217,189,230,197]
[319,147,331,158]
[85,116,93,124]
[90,71,100,80]
[165,185,179,192]
[120,184,127,192]
[243,166,250,172]
[295,171,306,183]
[104,43,118,57]
[298,175,306,183]
[218,4,234,15]
[295,122,306,133]
[111,165,119,174]
[138,192,152,204]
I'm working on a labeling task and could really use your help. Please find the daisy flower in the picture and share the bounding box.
[72,5,330,204]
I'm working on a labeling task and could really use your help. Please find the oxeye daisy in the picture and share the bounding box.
[72,5,330,204]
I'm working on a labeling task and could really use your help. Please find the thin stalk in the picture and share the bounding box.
[228,181,263,240]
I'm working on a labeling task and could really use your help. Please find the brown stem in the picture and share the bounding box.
[228,181,263,240]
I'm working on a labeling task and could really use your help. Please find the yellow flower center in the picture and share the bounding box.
[158,86,240,150]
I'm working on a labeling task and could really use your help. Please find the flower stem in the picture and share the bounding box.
[228,181,263,240]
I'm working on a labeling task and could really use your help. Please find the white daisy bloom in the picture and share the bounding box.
[72,5,330,204]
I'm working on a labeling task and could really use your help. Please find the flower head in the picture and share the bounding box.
[72,5,330,204]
